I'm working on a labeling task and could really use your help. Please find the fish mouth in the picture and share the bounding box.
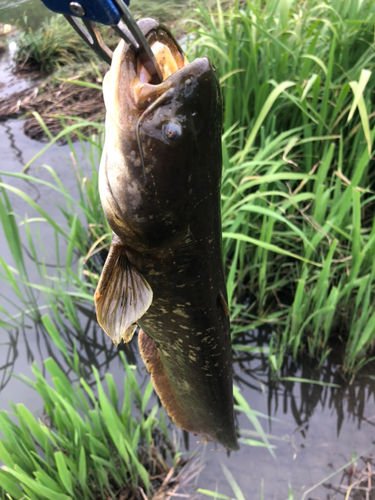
[132,19,189,107]
[99,22,187,248]
[135,20,187,85]
[103,20,189,120]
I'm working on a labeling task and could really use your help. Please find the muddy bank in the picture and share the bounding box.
[0,70,105,142]
[0,18,107,143]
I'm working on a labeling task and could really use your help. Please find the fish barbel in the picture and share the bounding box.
[95,19,238,451]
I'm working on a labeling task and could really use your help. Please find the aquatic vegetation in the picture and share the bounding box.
[14,15,101,73]
[187,0,375,371]
[0,319,182,499]
[0,120,108,331]
[1,0,375,381]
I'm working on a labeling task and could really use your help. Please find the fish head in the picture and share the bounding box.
[99,21,222,252]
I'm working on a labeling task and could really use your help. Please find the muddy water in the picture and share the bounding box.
[1,55,375,500]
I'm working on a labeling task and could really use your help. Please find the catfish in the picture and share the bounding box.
[95,19,238,451]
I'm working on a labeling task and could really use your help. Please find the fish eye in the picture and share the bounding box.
[162,121,181,142]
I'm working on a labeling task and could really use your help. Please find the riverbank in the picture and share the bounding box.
[0,15,106,140]
[0,0,194,141]
[0,62,105,142]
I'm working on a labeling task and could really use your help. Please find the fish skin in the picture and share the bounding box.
[96,20,238,451]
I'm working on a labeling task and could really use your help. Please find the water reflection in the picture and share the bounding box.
[2,121,24,165]
[2,312,374,439]
[0,303,140,401]
[233,328,375,442]
[0,329,18,391]
[0,301,375,498]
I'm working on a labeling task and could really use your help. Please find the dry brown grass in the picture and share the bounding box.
[324,456,375,500]
[0,73,104,142]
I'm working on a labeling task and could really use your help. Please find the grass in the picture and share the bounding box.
[0,117,274,498]
[0,316,182,500]
[1,0,375,495]
[186,0,375,371]
[14,16,104,73]
[0,119,108,330]
[130,0,193,25]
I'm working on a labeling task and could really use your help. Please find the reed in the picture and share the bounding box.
[187,0,375,371]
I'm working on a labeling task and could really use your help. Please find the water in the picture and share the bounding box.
[0,53,375,500]
[0,43,38,98]
[196,334,375,499]
[0,0,52,29]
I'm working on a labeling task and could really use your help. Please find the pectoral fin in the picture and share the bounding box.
[94,242,153,345]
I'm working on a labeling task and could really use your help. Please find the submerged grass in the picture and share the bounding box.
[187,0,375,371]
[196,447,375,500]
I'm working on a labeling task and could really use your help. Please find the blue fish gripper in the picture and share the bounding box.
[39,0,130,26]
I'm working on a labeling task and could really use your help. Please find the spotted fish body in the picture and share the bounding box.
[95,19,238,451]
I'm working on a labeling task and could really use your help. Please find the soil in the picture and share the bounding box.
[0,19,105,143]
[0,72,105,142]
